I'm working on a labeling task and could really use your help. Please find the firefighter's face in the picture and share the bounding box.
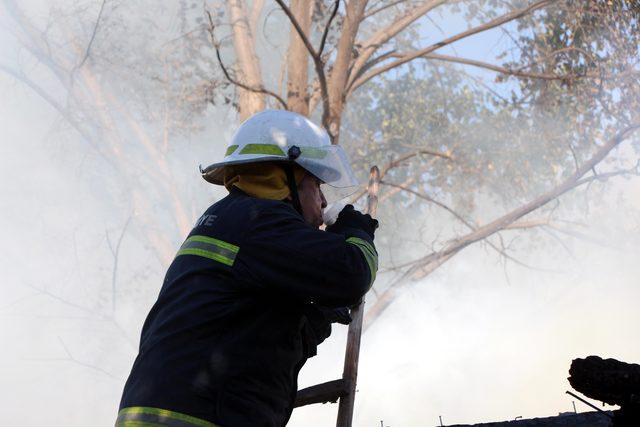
[298,173,327,229]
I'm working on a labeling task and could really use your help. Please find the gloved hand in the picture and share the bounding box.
[326,204,379,239]
[317,306,352,325]
[301,304,331,356]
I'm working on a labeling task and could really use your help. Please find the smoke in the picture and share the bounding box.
[1,1,639,427]
[291,178,640,426]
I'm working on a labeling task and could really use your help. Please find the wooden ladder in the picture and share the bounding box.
[294,166,380,427]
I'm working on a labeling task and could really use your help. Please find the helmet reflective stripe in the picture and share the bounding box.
[225,145,239,156]
[240,144,285,156]
[300,147,328,159]
[200,110,358,188]
[233,143,328,159]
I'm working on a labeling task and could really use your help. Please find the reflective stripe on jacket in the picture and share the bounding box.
[116,407,220,427]
[119,189,377,427]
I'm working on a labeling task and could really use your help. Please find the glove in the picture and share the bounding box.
[317,306,352,325]
[300,305,331,357]
[326,205,379,239]
[300,305,352,358]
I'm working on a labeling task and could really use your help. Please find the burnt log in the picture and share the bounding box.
[569,356,640,426]
[569,356,640,406]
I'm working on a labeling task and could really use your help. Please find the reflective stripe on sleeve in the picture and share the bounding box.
[346,237,378,284]
[176,235,239,266]
[116,407,220,427]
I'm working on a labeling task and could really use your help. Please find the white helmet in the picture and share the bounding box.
[200,110,359,188]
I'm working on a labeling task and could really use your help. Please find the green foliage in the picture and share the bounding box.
[342,0,640,223]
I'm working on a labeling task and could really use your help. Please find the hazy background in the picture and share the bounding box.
[1,1,639,426]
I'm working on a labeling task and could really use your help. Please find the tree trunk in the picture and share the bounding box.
[286,0,311,115]
[228,0,265,120]
[324,0,368,143]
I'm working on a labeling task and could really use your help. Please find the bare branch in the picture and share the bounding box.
[518,46,600,77]
[350,49,397,84]
[503,219,551,230]
[349,149,452,204]
[417,52,587,80]
[363,0,413,20]
[23,283,95,315]
[415,48,634,82]
[349,0,553,95]
[574,162,640,187]
[274,0,319,58]
[215,46,288,109]
[349,0,447,90]
[206,12,288,110]
[318,0,341,57]
[107,214,133,314]
[384,149,453,172]
[379,175,416,202]
[380,180,552,271]
[380,180,471,227]
[77,0,107,68]
[375,136,468,204]
[55,336,119,379]
[540,226,575,258]
[490,232,557,273]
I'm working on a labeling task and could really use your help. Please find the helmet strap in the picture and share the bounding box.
[285,146,303,216]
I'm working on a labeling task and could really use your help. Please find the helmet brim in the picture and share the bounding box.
[200,155,291,185]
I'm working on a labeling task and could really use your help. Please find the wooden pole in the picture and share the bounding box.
[336,165,380,427]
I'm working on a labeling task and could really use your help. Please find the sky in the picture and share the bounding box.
[1,1,639,426]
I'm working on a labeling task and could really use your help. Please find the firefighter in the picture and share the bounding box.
[117,110,378,427]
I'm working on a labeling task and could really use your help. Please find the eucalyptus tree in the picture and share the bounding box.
[2,0,639,328]
[207,0,640,325]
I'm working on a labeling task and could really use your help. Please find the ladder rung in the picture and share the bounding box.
[294,379,350,408]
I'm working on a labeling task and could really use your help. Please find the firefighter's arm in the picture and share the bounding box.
[235,202,378,307]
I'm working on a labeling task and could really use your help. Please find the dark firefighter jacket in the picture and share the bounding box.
[119,188,378,427]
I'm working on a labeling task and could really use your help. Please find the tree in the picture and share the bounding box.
[2,0,639,331]
[204,0,640,326]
